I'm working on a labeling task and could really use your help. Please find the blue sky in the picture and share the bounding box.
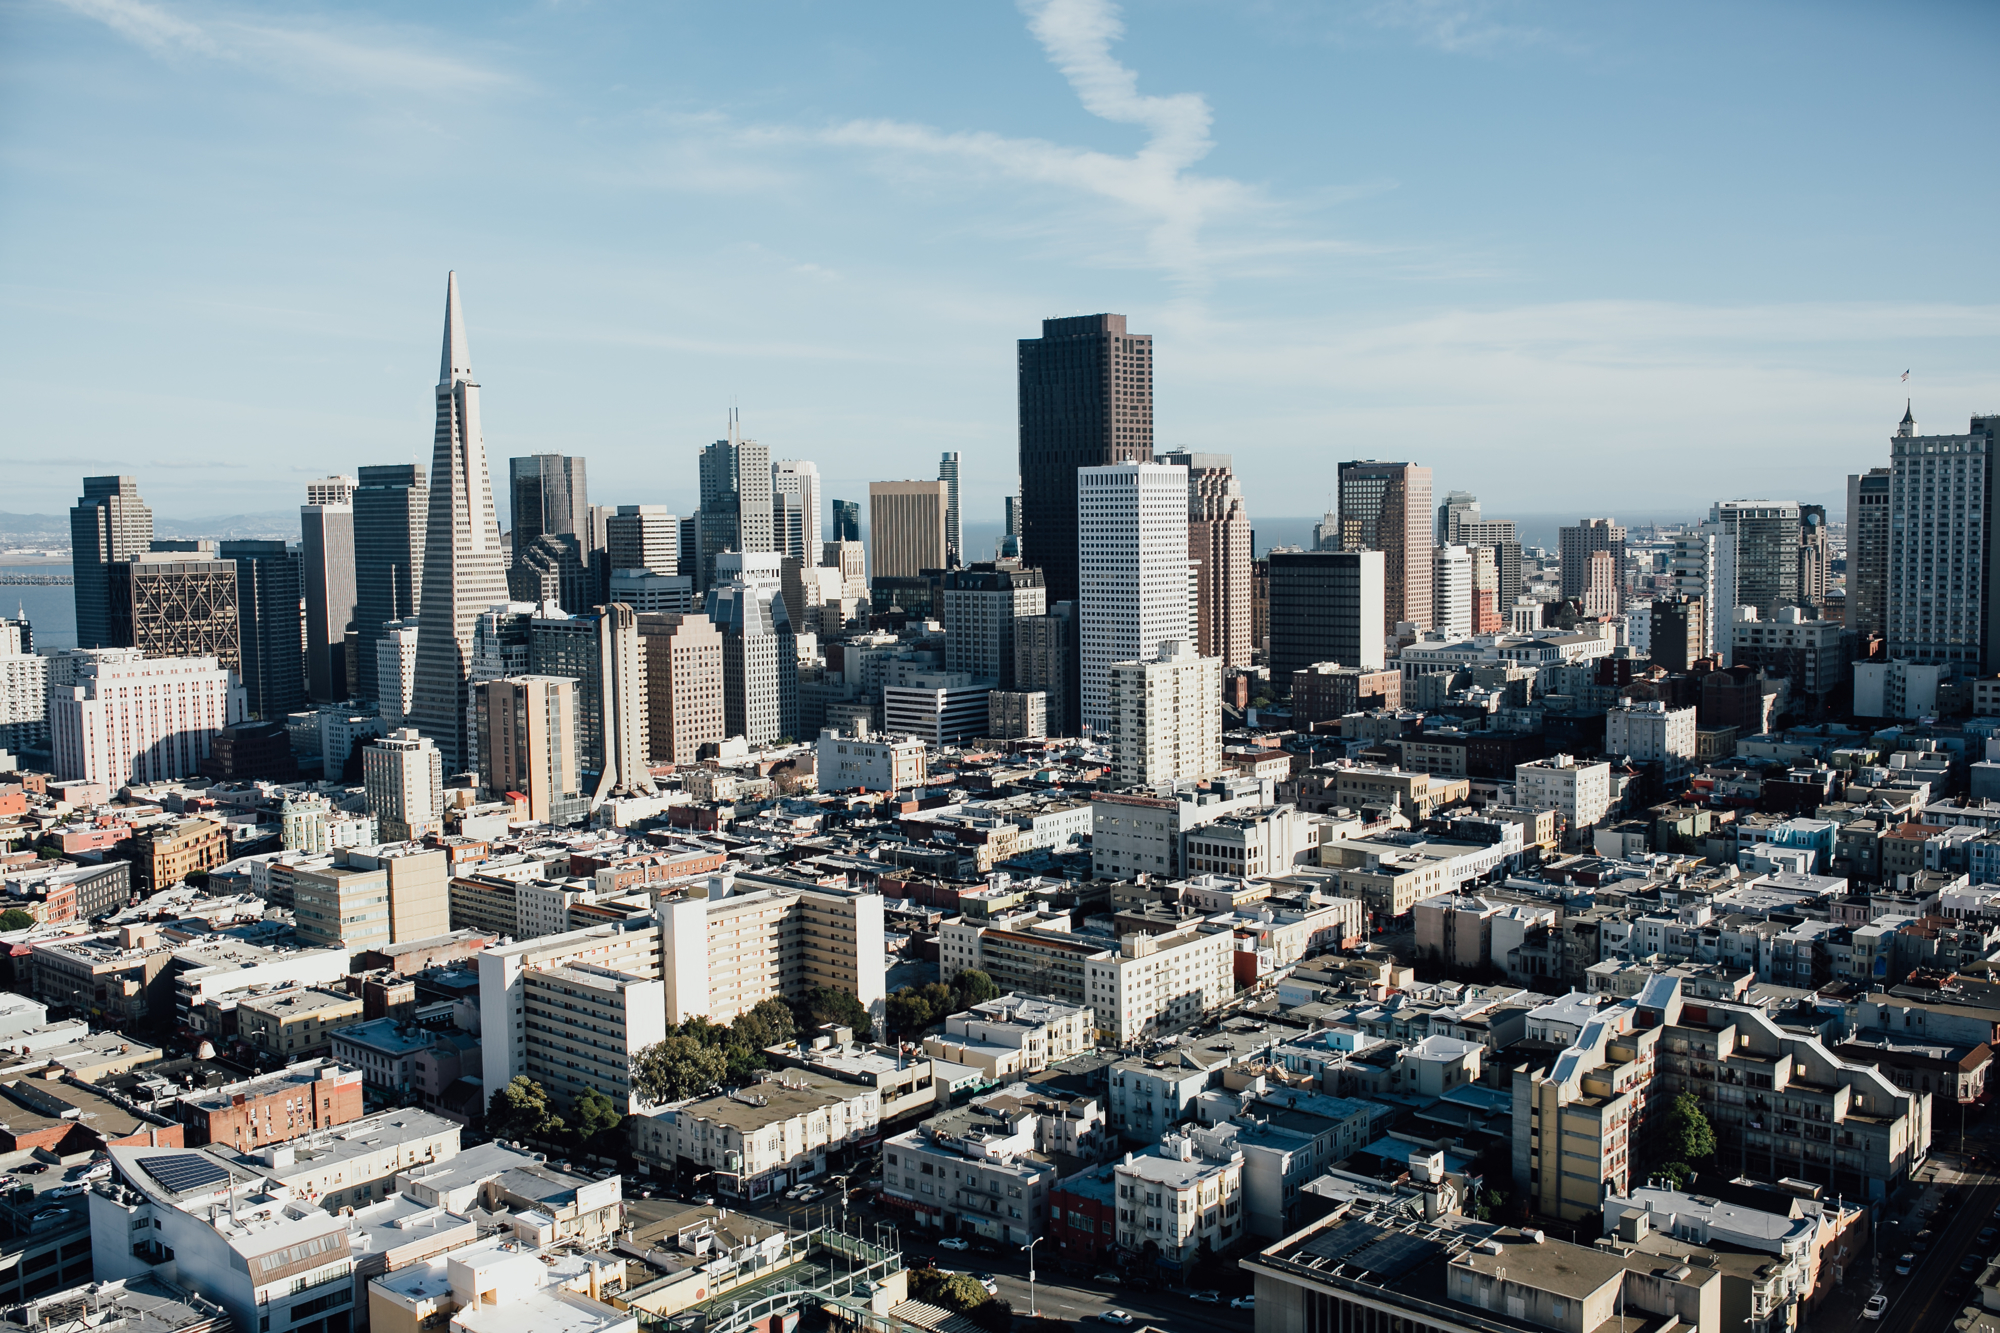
[3,0,1996,530]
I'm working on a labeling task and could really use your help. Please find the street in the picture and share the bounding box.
[1815,1134,2000,1333]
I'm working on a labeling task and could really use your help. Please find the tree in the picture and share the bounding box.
[794,986,874,1042]
[573,1088,623,1141]
[489,1076,557,1140]
[630,1034,728,1105]
[885,988,934,1039]
[1664,1090,1716,1165]
[965,1298,1012,1332]
[951,969,1000,1009]
[911,1269,991,1311]
[0,909,33,932]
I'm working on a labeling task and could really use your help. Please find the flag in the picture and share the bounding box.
[1903,370,1911,381]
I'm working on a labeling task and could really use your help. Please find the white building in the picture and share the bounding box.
[883,672,994,745]
[705,552,796,747]
[633,1071,878,1199]
[929,993,1095,1075]
[280,792,378,854]
[1887,409,2000,671]
[882,1099,1055,1244]
[1432,544,1472,641]
[363,727,446,842]
[1087,924,1237,1044]
[1604,700,1697,780]
[1514,754,1612,836]
[1113,1131,1246,1267]
[770,460,823,563]
[815,723,926,792]
[1090,776,1274,881]
[1181,804,1322,879]
[1108,641,1222,787]
[1730,606,1845,698]
[1854,659,1948,720]
[375,617,420,724]
[1078,462,1193,734]
[0,620,49,752]
[51,654,244,786]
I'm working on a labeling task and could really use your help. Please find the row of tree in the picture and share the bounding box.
[884,969,1000,1039]
[627,986,878,1106]
[488,1077,625,1151]
[909,1267,1011,1332]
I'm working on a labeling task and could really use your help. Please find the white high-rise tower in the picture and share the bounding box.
[1078,461,1193,734]
[408,273,510,774]
[771,460,822,564]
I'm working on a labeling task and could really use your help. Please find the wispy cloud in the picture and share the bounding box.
[51,0,511,94]
[1357,0,1554,54]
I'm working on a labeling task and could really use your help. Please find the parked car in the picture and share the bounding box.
[1096,1314,1134,1327]
[18,1164,47,1176]
[1863,1294,1888,1321]
[1963,1254,1987,1275]
[1982,1228,1999,1245]
[1189,1291,1220,1303]
[1231,1296,1256,1310]
[795,1186,823,1202]
[692,1194,715,1206]
[1092,1271,1121,1284]
[974,1274,998,1295]
[939,1238,971,1252]
[46,1186,84,1199]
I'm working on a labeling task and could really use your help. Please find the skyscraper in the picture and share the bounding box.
[1559,518,1627,601]
[942,564,1046,688]
[939,452,963,568]
[1077,462,1191,733]
[1847,465,1891,641]
[590,602,655,810]
[771,460,822,563]
[1267,551,1386,681]
[352,463,427,702]
[362,728,445,842]
[301,504,357,703]
[409,272,511,774]
[306,476,359,506]
[1014,602,1078,738]
[1436,490,1481,544]
[1798,504,1832,610]
[1001,493,1022,559]
[1709,500,1801,617]
[1159,450,1252,669]
[221,539,304,719]
[1018,314,1153,608]
[831,499,861,543]
[508,533,591,612]
[1433,545,1472,640]
[606,505,678,575]
[706,553,798,746]
[1458,519,1524,608]
[1886,409,2000,671]
[1335,461,1433,635]
[476,675,584,824]
[1109,642,1221,788]
[869,480,949,579]
[637,611,725,764]
[70,476,153,650]
[508,454,589,562]
[697,421,773,590]
[107,550,242,679]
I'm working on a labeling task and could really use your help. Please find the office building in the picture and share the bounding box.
[605,504,677,575]
[1014,602,1078,737]
[1002,492,1022,558]
[779,558,846,638]
[1730,605,1844,698]
[1648,594,1704,673]
[1432,544,1471,640]
[352,462,427,702]
[508,454,589,563]
[1558,517,1626,600]
[220,539,303,719]
[305,474,358,505]
[508,532,591,613]
[108,550,242,680]
[1161,449,1253,669]
[868,480,949,579]
[1887,410,2000,671]
[1847,465,1891,641]
[375,617,420,725]
[1077,461,1191,733]
[769,460,822,564]
[705,553,797,745]
[823,538,866,594]
[1109,641,1221,787]
[363,727,446,842]
[606,569,694,615]
[477,675,585,824]
[70,475,154,650]
[1018,313,1152,608]
[1288,661,1400,722]
[588,601,654,809]
[300,504,357,702]
[1435,489,1480,543]
[1458,518,1524,607]
[1266,550,1386,681]
[1604,700,1697,780]
[942,563,1046,688]
[1710,499,1803,618]
[831,498,860,543]
[1799,502,1832,608]
[1336,460,1432,633]
[986,690,1047,739]
[937,451,963,567]
[1581,548,1619,618]
[636,611,725,764]
[883,673,994,745]
[696,421,774,589]
[527,608,614,780]
[52,654,242,786]
[816,723,925,791]
[410,274,512,774]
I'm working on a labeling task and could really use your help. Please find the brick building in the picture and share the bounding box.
[178,1060,365,1149]
[120,818,229,891]
[1047,1161,1119,1266]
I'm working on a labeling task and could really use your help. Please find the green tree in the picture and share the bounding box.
[885,988,936,1038]
[0,909,33,931]
[630,1034,728,1105]
[794,986,875,1041]
[489,1076,557,1140]
[1664,1090,1717,1165]
[951,969,1000,1009]
[573,1088,623,1141]
[911,1270,991,1311]
[965,1298,1012,1332]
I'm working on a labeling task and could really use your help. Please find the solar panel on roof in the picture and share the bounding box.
[139,1153,230,1194]
[1348,1232,1443,1279]
[1295,1219,1385,1264]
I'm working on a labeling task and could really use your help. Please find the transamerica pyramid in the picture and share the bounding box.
[408,272,510,774]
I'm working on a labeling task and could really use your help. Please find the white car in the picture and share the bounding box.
[795,1186,823,1201]
[973,1274,998,1295]
[939,1237,971,1252]
[1096,1315,1134,1327]
[1862,1294,1888,1321]
[1189,1291,1220,1303]
[1231,1295,1256,1310]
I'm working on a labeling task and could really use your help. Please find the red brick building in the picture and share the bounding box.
[179,1061,365,1150]
[1047,1163,1120,1266]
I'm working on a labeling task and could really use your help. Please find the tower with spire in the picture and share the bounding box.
[407,273,510,774]
[1897,399,1917,439]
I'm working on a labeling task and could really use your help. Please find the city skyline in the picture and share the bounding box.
[5,2,1995,522]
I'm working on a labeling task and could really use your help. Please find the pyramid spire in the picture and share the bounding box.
[1897,398,1916,439]
[440,271,472,385]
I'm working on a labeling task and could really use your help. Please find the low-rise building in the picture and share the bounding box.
[631,1071,880,1201]
[882,1099,1056,1245]
[922,994,1095,1079]
[1112,1129,1245,1269]
[331,1018,441,1101]
[235,986,365,1061]
[176,1059,365,1149]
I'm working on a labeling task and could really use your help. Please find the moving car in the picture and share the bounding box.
[692,1194,715,1206]
[1896,1253,1915,1276]
[1189,1291,1220,1303]
[974,1274,998,1295]
[939,1237,971,1252]
[1096,1314,1134,1327]
[1231,1295,1256,1310]
[795,1186,823,1202]
[1863,1294,1888,1321]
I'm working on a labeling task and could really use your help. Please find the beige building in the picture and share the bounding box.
[1114,1130,1246,1267]
[656,875,887,1027]
[476,675,582,823]
[1322,765,1470,821]
[292,860,393,953]
[521,963,668,1113]
[1108,642,1222,787]
[636,611,724,764]
[363,728,446,842]
[632,1070,881,1200]
[922,994,1095,1078]
[236,985,365,1059]
[868,480,949,579]
[449,874,520,938]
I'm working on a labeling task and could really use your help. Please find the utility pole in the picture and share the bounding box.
[1024,1236,1044,1317]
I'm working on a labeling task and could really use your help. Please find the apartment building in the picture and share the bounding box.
[1112,1130,1245,1268]
[1510,993,1659,1223]
[632,1071,880,1200]
[1515,754,1613,836]
[520,963,667,1113]
[1316,766,1470,822]
[1089,776,1273,880]
[1087,924,1237,1045]
[655,876,886,1027]
[815,724,927,793]
[921,994,1094,1079]
[122,819,231,893]
[478,921,668,1104]
[1181,804,1321,878]
[882,1099,1056,1245]
[236,987,366,1060]
[177,1060,364,1150]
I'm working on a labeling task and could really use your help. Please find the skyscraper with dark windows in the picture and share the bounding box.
[353,463,426,702]
[508,454,589,563]
[70,476,153,650]
[1847,465,1891,641]
[831,499,861,543]
[221,539,303,719]
[697,423,773,590]
[1335,461,1432,635]
[1018,313,1152,608]
[939,452,963,568]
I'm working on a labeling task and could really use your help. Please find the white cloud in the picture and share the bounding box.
[1350,0,1555,55]
[53,0,214,54]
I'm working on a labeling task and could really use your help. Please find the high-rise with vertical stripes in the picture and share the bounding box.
[408,273,510,774]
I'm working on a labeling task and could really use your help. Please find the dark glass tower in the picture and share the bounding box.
[353,463,427,701]
[1017,314,1152,608]
[69,476,153,649]
[221,539,304,718]
[509,454,589,562]
[831,500,861,543]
